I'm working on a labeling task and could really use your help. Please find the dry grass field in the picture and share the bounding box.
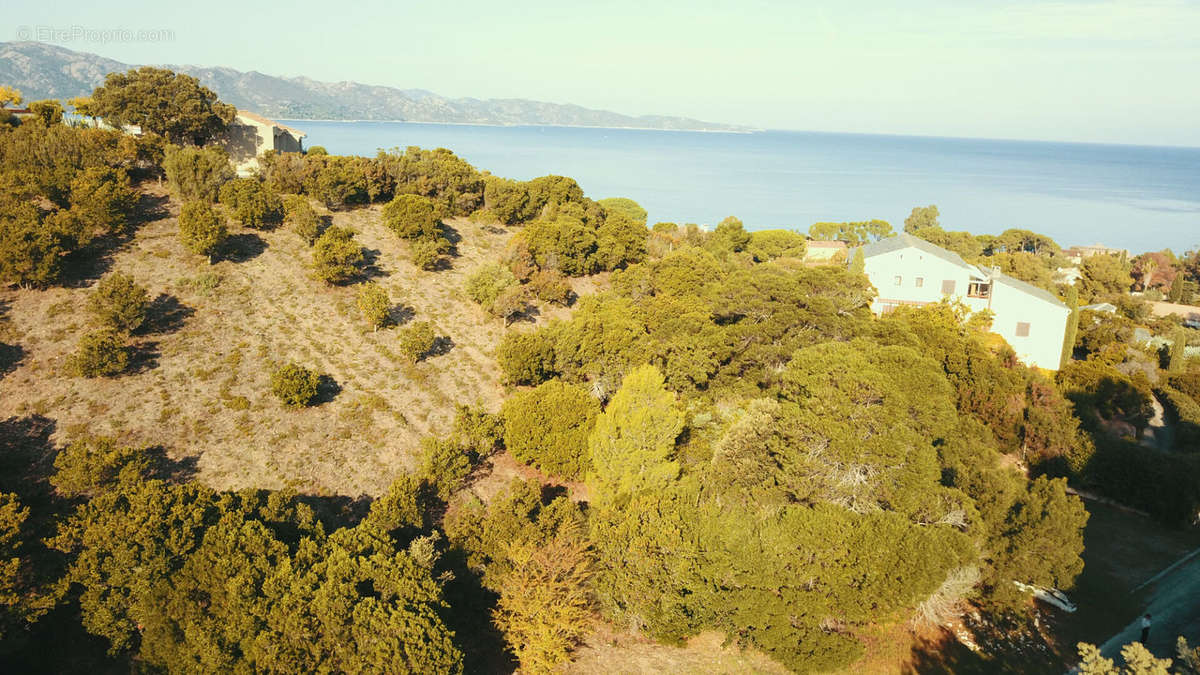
[0,187,585,497]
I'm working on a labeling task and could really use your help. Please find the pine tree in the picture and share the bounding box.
[1061,285,1080,369]
[587,365,682,505]
[849,246,865,275]
[1169,326,1188,373]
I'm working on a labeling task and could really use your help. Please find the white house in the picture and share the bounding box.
[858,233,1070,370]
[218,110,306,175]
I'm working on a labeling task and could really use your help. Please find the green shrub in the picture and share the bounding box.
[399,321,438,362]
[465,263,517,309]
[270,363,321,407]
[178,201,228,262]
[383,194,439,240]
[162,144,233,202]
[497,331,556,386]
[311,226,363,283]
[1169,371,1200,401]
[502,380,599,479]
[87,272,149,334]
[67,330,129,378]
[283,196,321,245]
[51,436,151,497]
[410,237,443,271]
[451,403,505,457]
[218,178,283,229]
[418,437,474,500]
[68,167,137,236]
[356,282,391,330]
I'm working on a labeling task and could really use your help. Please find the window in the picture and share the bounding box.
[1015,322,1030,337]
[894,276,902,286]
[968,281,991,298]
[941,280,956,295]
[915,277,924,288]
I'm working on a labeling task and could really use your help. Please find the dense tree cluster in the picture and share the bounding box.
[0,114,143,287]
[46,452,462,672]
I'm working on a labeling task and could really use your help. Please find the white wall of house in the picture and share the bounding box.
[862,241,1069,370]
[988,280,1070,369]
[863,248,989,314]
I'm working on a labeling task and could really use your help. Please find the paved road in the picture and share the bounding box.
[1099,545,1200,659]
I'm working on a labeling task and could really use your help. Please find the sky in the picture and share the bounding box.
[4,0,1199,146]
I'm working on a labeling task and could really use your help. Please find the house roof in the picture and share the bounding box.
[235,110,307,138]
[1080,302,1117,313]
[860,232,974,270]
[861,232,1067,308]
[991,274,1066,307]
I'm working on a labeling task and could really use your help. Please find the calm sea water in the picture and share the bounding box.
[282,121,1200,253]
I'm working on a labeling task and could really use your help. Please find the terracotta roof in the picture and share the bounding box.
[235,110,306,138]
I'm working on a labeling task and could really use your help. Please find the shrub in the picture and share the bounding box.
[67,330,129,378]
[283,196,321,245]
[87,272,149,334]
[178,201,228,262]
[399,321,438,362]
[270,363,321,407]
[418,437,475,501]
[410,237,443,271]
[497,331,556,386]
[383,194,439,239]
[529,269,572,306]
[465,263,517,309]
[68,167,137,236]
[502,380,599,479]
[493,286,532,325]
[51,437,151,498]
[1170,371,1200,402]
[218,178,284,229]
[311,226,363,283]
[451,403,505,457]
[356,282,391,331]
[162,144,233,202]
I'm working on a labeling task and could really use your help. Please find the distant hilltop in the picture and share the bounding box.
[0,41,748,132]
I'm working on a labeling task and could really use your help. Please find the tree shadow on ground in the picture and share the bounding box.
[358,248,388,281]
[430,335,455,358]
[125,341,160,375]
[222,232,268,263]
[140,293,194,335]
[904,609,1062,675]
[313,375,342,405]
[388,303,416,326]
[508,303,541,326]
[438,222,462,258]
[0,342,24,380]
[59,192,172,287]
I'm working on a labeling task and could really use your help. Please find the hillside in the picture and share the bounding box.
[0,190,603,496]
[0,41,745,131]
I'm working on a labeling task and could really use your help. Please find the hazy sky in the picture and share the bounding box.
[5,0,1199,146]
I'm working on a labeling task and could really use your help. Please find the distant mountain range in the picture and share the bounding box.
[0,41,746,132]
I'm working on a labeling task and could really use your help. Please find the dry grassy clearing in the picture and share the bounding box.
[0,188,575,496]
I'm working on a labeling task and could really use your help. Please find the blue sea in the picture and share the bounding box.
[282,121,1200,254]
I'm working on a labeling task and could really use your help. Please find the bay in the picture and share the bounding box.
[283,121,1200,253]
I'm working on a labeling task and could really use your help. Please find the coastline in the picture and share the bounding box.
[275,118,760,134]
